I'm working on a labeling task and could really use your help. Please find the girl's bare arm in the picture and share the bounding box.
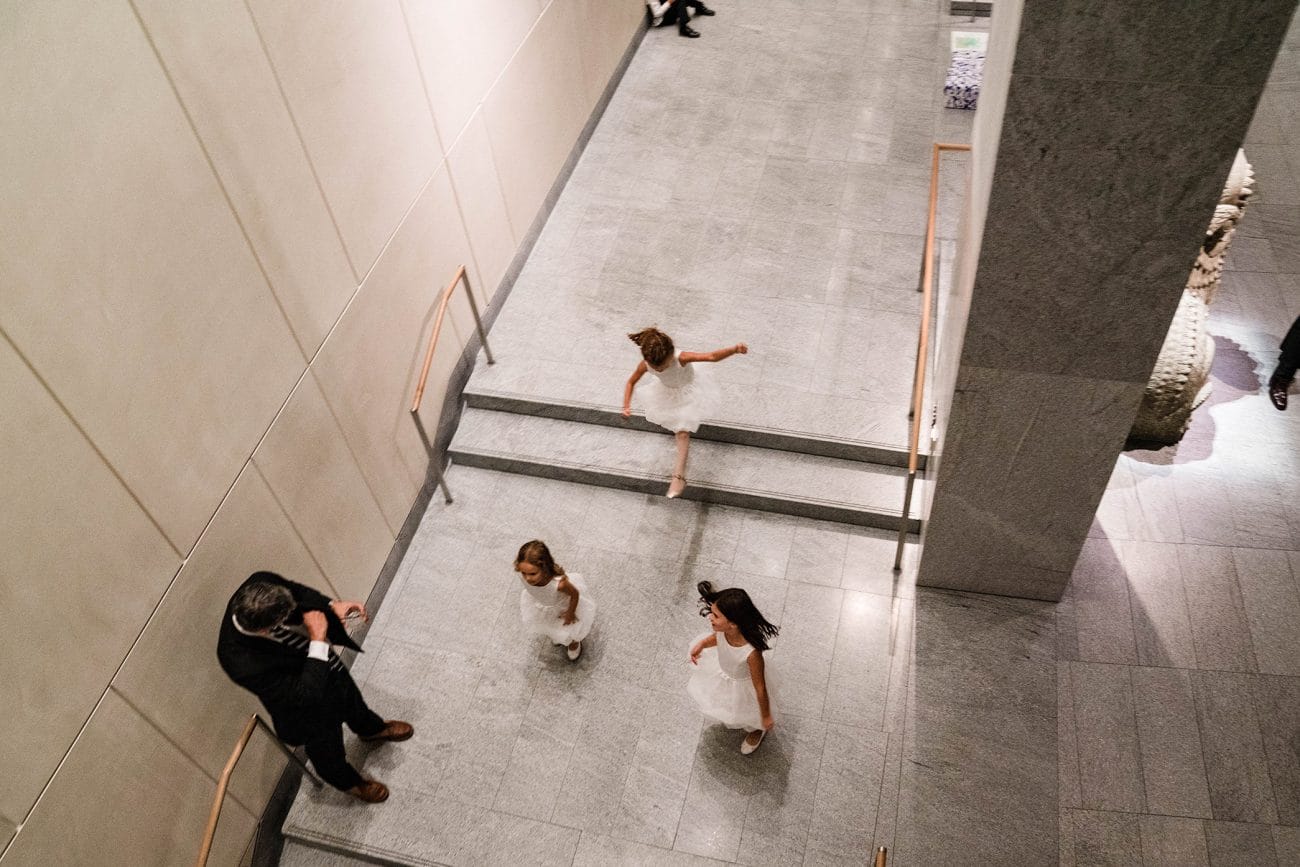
[689,632,718,663]
[622,361,648,417]
[747,650,774,729]
[557,575,580,624]
[680,343,748,364]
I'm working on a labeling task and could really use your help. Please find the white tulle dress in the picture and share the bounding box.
[518,573,595,646]
[640,352,719,433]
[687,633,773,731]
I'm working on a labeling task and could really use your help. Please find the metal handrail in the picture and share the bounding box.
[893,142,971,571]
[195,714,323,867]
[409,265,495,504]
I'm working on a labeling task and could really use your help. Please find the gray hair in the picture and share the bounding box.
[233,575,294,631]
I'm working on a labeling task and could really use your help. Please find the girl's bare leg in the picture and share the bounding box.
[667,431,690,498]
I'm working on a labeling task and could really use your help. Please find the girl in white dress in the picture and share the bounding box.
[687,581,779,754]
[514,540,595,661]
[621,327,748,498]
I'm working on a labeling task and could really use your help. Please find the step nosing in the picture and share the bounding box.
[447,447,923,528]
[462,388,929,466]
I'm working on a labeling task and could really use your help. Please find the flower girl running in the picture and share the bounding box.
[514,540,595,661]
[687,580,778,754]
[622,327,748,498]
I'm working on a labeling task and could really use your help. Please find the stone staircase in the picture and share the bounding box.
[446,384,926,534]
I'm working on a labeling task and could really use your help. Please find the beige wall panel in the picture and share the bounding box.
[132,0,359,359]
[445,110,519,302]
[0,816,14,853]
[0,337,179,824]
[0,0,305,552]
[400,0,541,147]
[253,372,395,602]
[313,170,479,531]
[574,0,644,108]
[1,690,256,867]
[247,0,442,275]
[112,466,328,813]
[483,0,590,238]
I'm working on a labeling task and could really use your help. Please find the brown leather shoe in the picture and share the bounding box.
[347,780,389,803]
[359,720,414,743]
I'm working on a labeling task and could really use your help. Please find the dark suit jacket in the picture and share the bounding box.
[216,572,363,743]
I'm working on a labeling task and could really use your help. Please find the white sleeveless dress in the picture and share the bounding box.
[640,351,719,433]
[518,573,595,646]
[687,633,773,731]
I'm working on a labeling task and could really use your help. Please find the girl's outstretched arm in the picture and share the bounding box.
[747,649,774,730]
[622,360,647,418]
[689,632,718,664]
[556,574,580,625]
[680,343,748,364]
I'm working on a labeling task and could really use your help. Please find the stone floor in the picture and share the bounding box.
[1054,13,1300,864]
[466,0,973,450]
[285,470,921,865]
[283,2,1300,866]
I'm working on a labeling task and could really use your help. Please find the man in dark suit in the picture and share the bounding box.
[646,0,715,38]
[217,571,412,803]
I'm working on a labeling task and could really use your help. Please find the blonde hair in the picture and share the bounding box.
[628,327,674,366]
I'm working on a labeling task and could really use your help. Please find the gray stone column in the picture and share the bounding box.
[919,0,1297,600]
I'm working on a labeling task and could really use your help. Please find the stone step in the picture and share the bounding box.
[463,386,925,469]
[447,407,924,533]
[278,839,394,866]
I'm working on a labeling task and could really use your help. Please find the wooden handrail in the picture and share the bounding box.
[893,142,971,571]
[196,714,322,867]
[875,845,888,866]
[410,265,494,414]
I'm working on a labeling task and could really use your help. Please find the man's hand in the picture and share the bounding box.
[330,600,369,624]
[302,610,329,642]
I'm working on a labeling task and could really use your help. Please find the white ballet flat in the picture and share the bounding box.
[666,474,686,499]
[740,730,765,755]
[566,641,582,661]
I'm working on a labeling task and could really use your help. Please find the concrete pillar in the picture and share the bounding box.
[919,0,1298,600]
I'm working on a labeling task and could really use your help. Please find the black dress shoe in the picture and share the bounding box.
[696,5,716,14]
[679,25,700,37]
[1269,375,1291,411]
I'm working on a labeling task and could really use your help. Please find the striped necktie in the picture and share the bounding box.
[271,624,345,673]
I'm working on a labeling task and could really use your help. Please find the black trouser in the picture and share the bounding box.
[281,673,385,791]
[1275,315,1300,382]
[660,0,705,30]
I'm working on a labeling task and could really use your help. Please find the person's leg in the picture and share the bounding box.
[663,3,699,36]
[683,0,715,14]
[336,672,387,737]
[668,431,690,497]
[302,726,366,791]
[1268,316,1300,410]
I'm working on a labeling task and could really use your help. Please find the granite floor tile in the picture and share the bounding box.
[1192,670,1279,824]
[571,832,730,867]
[1059,661,1083,810]
[1130,666,1213,818]
[1139,815,1209,866]
[1233,548,1300,676]
[1071,809,1143,867]
[1121,540,1198,669]
[1248,674,1300,826]
[1274,826,1300,865]
[803,725,888,866]
[1071,662,1146,813]
[1178,545,1258,672]
[1062,537,1139,665]
[1204,820,1280,867]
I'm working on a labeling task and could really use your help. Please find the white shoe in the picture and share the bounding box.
[567,641,582,661]
[740,730,765,755]
[667,474,686,499]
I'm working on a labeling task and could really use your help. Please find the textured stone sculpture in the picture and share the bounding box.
[1129,150,1254,445]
